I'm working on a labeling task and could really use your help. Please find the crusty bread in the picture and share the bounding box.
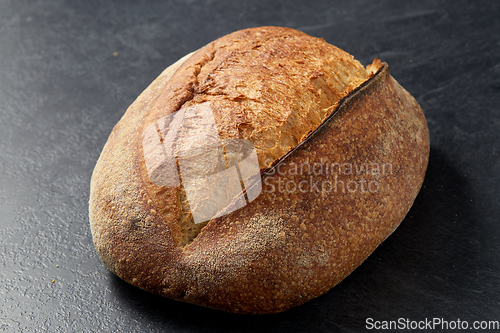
[89,26,429,314]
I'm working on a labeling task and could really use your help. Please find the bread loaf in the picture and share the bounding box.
[89,26,429,314]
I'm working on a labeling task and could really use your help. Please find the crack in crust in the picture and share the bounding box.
[157,27,375,246]
[133,28,385,249]
[174,49,217,246]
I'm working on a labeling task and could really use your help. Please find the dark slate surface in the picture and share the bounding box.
[1,0,499,332]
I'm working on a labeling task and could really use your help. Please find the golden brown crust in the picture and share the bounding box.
[89,27,429,314]
[145,26,370,170]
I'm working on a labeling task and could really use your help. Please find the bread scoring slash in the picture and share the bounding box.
[89,26,429,314]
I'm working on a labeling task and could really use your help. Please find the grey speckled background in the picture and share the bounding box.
[1,0,499,332]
